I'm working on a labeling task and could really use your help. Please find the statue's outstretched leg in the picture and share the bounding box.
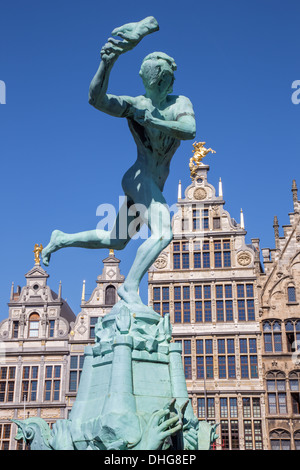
[42,198,139,266]
[117,181,172,305]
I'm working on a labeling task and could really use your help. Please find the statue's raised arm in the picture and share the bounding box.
[88,16,159,116]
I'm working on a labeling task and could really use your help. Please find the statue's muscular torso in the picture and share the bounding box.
[122,94,193,191]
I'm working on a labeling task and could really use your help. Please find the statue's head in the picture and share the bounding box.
[139,52,177,96]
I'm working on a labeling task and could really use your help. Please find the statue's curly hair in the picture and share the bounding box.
[139,52,177,90]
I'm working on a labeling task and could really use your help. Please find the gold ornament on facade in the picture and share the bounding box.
[33,244,43,265]
[189,141,216,180]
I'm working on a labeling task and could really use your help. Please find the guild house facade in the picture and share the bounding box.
[0,144,300,450]
[0,249,124,450]
[148,155,267,450]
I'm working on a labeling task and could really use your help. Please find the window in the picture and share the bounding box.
[294,431,300,450]
[288,286,296,303]
[270,430,291,450]
[90,317,98,339]
[213,217,221,229]
[244,420,253,449]
[289,372,300,415]
[217,339,236,379]
[152,287,169,317]
[202,209,209,230]
[267,372,287,415]
[221,421,230,450]
[172,285,191,323]
[44,365,61,401]
[49,320,55,338]
[194,285,212,323]
[69,355,85,392]
[173,241,190,269]
[177,339,192,380]
[197,397,215,420]
[215,284,234,322]
[214,239,231,268]
[0,424,11,450]
[0,367,16,403]
[220,397,228,418]
[28,313,40,338]
[237,284,255,321]
[239,338,258,378]
[219,400,240,450]
[196,340,204,379]
[263,321,282,353]
[21,366,38,402]
[153,287,160,301]
[230,398,238,418]
[203,241,210,268]
[105,285,116,305]
[12,321,19,339]
[196,338,214,379]
[285,320,300,352]
[231,420,240,449]
[162,287,169,300]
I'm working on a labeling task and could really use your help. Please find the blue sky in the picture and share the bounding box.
[0,0,299,320]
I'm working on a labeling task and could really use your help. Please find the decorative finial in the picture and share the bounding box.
[189,141,216,180]
[219,178,223,198]
[109,248,115,256]
[81,280,86,302]
[240,209,245,229]
[33,244,43,265]
[58,280,62,300]
[178,180,182,200]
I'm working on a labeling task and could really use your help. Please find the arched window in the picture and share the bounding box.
[285,320,300,352]
[105,285,116,306]
[28,313,40,338]
[294,431,300,450]
[288,286,296,302]
[289,371,300,415]
[270,429,291,450]
[263,321,282,353]
[266,371,287,415]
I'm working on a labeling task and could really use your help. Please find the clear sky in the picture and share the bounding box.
[0,0,299,321]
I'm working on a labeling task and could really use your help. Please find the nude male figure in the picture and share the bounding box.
[42,17,196,308]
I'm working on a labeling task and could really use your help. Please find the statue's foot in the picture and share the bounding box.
[42,230,65,266]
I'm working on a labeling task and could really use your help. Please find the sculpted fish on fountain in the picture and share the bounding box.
[13,16,218,450]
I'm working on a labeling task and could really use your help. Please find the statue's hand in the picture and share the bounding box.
[183,425,198,450]
[135,405,182,450]
[133,108,154,126]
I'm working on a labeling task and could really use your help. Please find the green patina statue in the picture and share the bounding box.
[41,15,196,312]
[13,17,218,450]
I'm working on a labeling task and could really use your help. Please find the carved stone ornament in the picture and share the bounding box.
[154,256,167,269]
[237,251,252,266]
[193,187,207,200]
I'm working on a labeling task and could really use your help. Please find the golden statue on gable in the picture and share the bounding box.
[33,244,43,265]
[189,141,216,180]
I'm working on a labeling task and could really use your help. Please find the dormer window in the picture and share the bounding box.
[28,313,40,338]
[105,285,116,305]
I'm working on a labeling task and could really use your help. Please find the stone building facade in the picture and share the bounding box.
[148,161,267,450]
[1,163,300,451]
[0,250,124,450]
[257,180,300,450]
